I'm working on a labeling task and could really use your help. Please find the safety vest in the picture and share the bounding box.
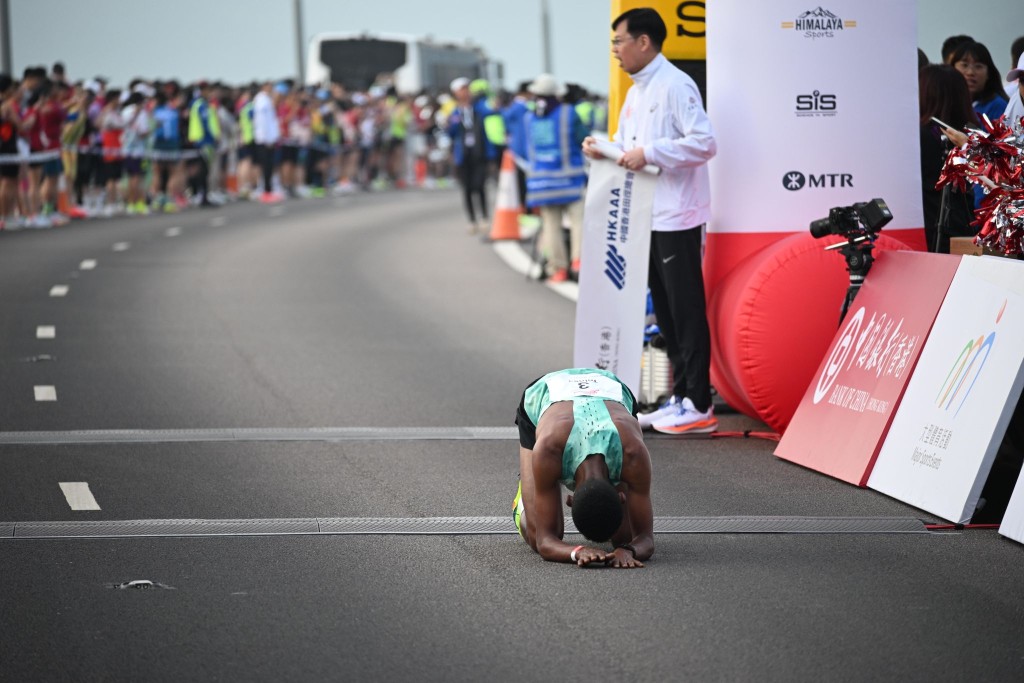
[188,98,220,145]
[239,101,254,144]
[483,109,506,147]
[575,101,594,130]
[524,103,586,208]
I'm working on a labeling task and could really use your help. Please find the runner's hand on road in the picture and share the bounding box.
[575,546,610,567]
[606,547,644,568]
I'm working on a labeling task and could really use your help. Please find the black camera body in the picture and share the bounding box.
[809,198,894,324]
[809,198,893,239]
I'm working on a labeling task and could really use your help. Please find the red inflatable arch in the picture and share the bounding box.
[709,232,912,434]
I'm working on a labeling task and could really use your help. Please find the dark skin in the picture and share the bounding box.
[518,400,654,568]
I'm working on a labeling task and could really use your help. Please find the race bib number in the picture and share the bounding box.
[545,373,621,402]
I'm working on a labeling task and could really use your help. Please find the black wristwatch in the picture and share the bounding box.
[616,543,637,557]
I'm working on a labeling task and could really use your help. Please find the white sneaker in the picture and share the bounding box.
[652,397,718,435]
[637,396,683,430]
[30,214,53,229]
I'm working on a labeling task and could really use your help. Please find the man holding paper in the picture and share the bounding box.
[583,7,718,435]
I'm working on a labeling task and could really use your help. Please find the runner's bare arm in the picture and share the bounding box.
[612,417,655,564]
[531,436,609,566]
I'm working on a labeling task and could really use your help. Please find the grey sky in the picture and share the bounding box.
[9,0,1024,94]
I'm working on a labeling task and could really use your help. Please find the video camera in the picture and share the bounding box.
[809,198,893,324]
[809,198,893,240]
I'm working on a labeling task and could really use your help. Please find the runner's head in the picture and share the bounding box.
[571,476,623,543]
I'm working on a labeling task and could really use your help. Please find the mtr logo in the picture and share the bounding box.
[935,299,1005,417]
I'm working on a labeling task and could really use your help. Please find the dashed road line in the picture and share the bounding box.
[49,285,69,297]
[79,259,97,270]
[33,386,57,401]
[165,227,182,237]
[112,242,130,252]
[58,482,101,511]
[36,326,56,339]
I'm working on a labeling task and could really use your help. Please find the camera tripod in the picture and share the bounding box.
[826,235,876,324]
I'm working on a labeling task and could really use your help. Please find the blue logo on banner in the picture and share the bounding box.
[604,244,626,290]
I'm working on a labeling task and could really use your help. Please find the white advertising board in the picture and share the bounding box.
[868,257,1024,523]
[706,0,923,235]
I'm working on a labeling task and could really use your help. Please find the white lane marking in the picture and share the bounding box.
[210,217,227,227]
[490,242,579,302]
[49,285,69,297]
[59,482,101,511]
[268,207,286,217]
[34,386,57,401]
[79,259,97,270]
[36,326,56,339]
[165,226,183,237]
[113,242,130,252]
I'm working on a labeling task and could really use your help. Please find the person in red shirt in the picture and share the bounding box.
[21,80,67,226]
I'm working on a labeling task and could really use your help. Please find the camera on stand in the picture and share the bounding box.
[809,198,893,323]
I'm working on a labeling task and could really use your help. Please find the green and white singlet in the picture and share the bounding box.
[522,368,635,490]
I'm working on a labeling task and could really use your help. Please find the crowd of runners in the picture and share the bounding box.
[0,61,608,231]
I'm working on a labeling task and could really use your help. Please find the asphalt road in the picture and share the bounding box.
[1,190,1022,682]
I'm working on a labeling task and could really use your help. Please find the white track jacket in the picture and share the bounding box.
[612,53,716,232]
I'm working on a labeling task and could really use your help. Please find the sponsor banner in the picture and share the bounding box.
[868,257,1024,523]
[573,159,657,395]
[775,251,961,485]
[706,0,923,235]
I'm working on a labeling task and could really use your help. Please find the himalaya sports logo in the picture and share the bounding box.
[781,7,857,39]
[935,299,1005,417]
[604,244,626,290]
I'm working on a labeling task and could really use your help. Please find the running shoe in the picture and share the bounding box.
[637,395,682,430]
[549,268,570,283]
[651,397,718,435]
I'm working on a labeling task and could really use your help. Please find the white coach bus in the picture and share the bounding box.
[306,32,504,94]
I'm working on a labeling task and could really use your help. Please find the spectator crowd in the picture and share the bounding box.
[0,61,607,233]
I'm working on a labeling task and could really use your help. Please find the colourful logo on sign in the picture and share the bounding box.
[935,299,1006,416]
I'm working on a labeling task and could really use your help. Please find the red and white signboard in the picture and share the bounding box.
[775,251,960,485]
[868,257,1024,523]
[705,0,925,289]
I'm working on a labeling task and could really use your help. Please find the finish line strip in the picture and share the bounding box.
[0,427,519,445]
[0,516,931,539]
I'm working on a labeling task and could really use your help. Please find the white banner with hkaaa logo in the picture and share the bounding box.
[573,159,657,395]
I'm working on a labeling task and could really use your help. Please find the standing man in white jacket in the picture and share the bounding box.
[583,6,718,435]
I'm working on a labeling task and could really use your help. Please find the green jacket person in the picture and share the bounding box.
[513,368,654,567]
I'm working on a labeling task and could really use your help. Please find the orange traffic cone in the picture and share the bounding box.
[489,150,523,241]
